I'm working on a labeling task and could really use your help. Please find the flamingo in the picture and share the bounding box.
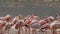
[24,15,37,34]
[31,21,41,34]
[11,15,22,25]
[7,15,22,34]
[0,14,12,22]
[15,20,24,34]
[0,14,12,34]
[1,14,12,34]
[24,18,32,34]
[40,16,54,34]
[24,13,40,34]
[50,13,60,34]
[30,13,40,22]
[28,13,40,34]
[4,23,13,34]
[0,21,6,34]
[50,20,60,34]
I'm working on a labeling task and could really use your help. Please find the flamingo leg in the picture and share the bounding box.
[35,29,37,34]
[29,28,30,34]
[27,28,30,34]
[0,29,3,34]
[25,27,27,34]
[32,29,36,34]
[22,27,23,34]
[53,29,57,34]
[18,28,20,34]
[45,29,47,34]
[8,30,10,34]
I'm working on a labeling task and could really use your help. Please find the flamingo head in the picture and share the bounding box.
[5,14,12,22]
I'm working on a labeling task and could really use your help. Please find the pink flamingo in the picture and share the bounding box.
[0,21,6,34]
[31,21,41,34]
[2,14,12,34]
[0,14,12,22]
[11,15,22,25]
[15,20,24,34]
[24,13,40,34]
[24,18,32,34]
[30,13,40,21]
[0,14,12,34]
[50,17,60,34]
[50,13,60,34]
[10,15,23,34]
[40,16,54,34]
[4,15,22,34]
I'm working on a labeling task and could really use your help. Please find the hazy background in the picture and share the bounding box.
[0,0,60,19]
